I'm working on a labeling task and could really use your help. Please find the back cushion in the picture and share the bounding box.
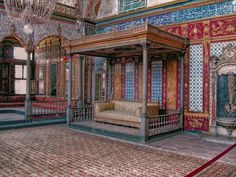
[114,101,141,114]
[114,101,126,112]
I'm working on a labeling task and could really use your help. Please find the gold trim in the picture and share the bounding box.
[185,112,209,117]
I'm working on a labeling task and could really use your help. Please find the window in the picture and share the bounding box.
[14,47,27,60]
[15,65,27,79]
[14,80,26,94]
[14,64,27,94]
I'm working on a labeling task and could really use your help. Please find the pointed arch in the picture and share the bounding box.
[0,35,26,48]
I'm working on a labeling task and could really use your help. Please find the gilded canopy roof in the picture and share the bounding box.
[62,24,189,58]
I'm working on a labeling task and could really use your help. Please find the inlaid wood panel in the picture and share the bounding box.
[166,60,177,110]
[114,64,122,100]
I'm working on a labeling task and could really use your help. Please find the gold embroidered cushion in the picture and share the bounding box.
[95,102,115,113]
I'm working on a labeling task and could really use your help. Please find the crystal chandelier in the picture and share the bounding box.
[4,0,57,35]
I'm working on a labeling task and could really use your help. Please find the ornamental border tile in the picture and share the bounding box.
[97,1,235,34]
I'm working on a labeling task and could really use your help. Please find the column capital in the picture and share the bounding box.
[177,51,186,60]
[140,42,148,48]
[26,42,34,52]
[66,53,74,58]
[25,35,35,52]
[107,58,115,65]
[78,55,85,61]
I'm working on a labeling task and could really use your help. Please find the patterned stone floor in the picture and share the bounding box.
[0,125,236,177]
[0,108,24,121]
[0,113,24,121]
[0,107,24,111]
[148,133,236,165]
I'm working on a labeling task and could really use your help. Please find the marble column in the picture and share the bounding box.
[67,54,73,125]
[140,44,149,142]
[25,48,32,119]
[77,56,84,108]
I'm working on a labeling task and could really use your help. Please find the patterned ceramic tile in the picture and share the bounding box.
[125,63,135,100]
[211,41,236,57]
[119,0,146,13]
[151,61,162,104]
[95,57,106,72]
[97,1,236,33]
[189,45,203,112]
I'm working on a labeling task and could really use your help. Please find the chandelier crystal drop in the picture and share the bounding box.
[4,0,57,26]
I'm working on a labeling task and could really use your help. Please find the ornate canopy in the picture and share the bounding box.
[62,24,189,58]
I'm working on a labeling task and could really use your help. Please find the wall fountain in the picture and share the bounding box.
[211,44,236,137]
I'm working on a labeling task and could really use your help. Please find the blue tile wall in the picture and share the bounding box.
[151,61,162,105]
[97,1,235,34]
[125,63,135,100]
[189,45,203,112]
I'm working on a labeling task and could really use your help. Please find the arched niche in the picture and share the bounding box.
[210,44,236,126]
[35,36,68,97]
[0,36,29,95]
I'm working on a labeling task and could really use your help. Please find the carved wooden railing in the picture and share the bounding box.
[149,112,182,136]
[72,105,94,122]
[31,100,77,117]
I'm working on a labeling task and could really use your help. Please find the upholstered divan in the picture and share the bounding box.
[94,101,158,128]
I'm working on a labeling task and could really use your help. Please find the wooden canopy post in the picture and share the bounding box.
[179,51,185,129]
[67,53,73,125]
[141,43,149,142]
[77,56,83,108]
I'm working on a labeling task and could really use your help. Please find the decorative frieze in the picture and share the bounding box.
[55,3,78,18]
[97,1,235,34]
